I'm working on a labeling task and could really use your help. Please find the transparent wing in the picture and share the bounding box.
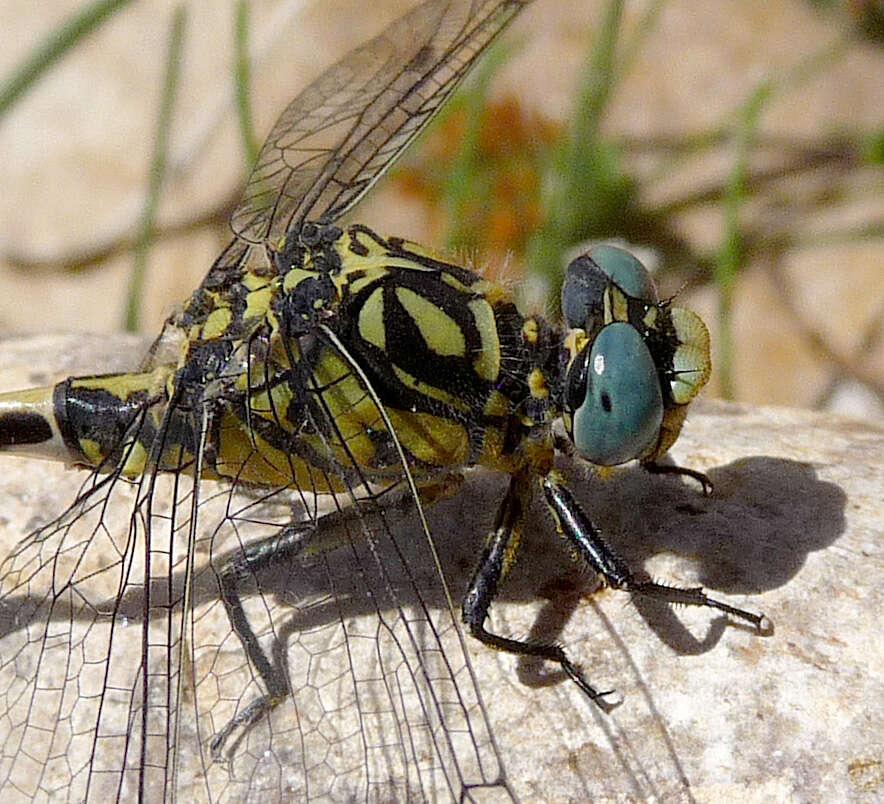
[0,403,191,800]
[0,1,536,798]
[0,327,515,801]
[231,0,532,244]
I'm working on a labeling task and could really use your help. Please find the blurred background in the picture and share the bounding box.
[0,0,882,422]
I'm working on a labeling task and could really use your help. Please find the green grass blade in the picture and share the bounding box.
[234,0,259,168]
[0,0,134,120]
[125,6,187,332]
[525,0,629,306]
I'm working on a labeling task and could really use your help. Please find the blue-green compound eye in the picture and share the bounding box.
[561,245,658,330]
[586,245,657,303]
[569,322,664,466]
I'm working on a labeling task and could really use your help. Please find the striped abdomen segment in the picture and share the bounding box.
[0,370,171,477]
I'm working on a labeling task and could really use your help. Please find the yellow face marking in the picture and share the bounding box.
[609,285,629,323]
[669,307,711,404]
[642,306,658,329]
[358,287,386,351]
[395,286,465,358]
[468,298,500,381]
[563,328,589,367]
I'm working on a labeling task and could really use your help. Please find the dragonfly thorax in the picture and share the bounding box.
[148,223,563,490]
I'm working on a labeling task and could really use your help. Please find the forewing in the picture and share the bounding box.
[0,329,515,801]
[231,0,532,244]
[190,327,515,800]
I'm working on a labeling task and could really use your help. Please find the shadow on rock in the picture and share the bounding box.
[526,455,846,661]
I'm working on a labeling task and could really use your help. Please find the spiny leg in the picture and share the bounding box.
[461,471,613,703]
[542,474,770,628]
[540,472,771,705]
[464,469,771,711]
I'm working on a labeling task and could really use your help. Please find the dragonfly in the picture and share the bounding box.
[0,1,770,801]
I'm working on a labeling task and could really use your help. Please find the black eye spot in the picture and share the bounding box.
[564,350,590,412]
[601,391,612,413]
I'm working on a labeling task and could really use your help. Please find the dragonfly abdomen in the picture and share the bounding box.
[0,369,173,476]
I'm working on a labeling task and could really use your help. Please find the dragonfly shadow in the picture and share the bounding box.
[215,454,845,697]
[0,453,847,804]
[0,456,845,673]
[503,455,846,675]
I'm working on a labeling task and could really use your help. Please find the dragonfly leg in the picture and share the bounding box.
[542,473,772,631]
[525,472,772,707]
[211,518,318,759]
[211,475,464,758]
[461,472,615,703]
[642,459,714,495]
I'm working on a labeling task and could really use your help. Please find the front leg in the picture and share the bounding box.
[642,459,714,495]
[542,473,772,634]
[554,429,714,495]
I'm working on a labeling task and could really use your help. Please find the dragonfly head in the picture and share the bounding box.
[559,245,711,467]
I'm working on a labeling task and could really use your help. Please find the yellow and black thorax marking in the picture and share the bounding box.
[159,224,561,490]
[19,225,559,491]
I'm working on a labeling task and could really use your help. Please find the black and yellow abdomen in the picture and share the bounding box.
[0,369,173,476]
